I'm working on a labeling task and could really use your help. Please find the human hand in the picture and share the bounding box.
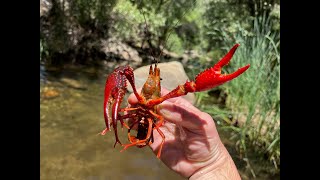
[128,88,241,179]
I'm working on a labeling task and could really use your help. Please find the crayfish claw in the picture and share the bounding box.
[219,64,250,82]
[120,143,133,152]
[214,43,240,69]
[191,44,250,91]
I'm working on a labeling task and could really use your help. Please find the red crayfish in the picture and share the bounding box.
[100,43,250,158]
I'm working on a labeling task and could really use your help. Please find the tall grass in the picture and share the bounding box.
[224,14,279,171]
[199,14,280,175]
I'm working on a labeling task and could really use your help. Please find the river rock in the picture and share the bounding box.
[40,0,52,17]
[101,38,142,65]
[127,61,195,104]
[60,78,87,90]
[42,87,59,99]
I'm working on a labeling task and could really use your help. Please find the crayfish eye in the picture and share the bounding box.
[160,78,162,80]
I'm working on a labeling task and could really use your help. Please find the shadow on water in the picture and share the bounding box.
[40,65,279,180]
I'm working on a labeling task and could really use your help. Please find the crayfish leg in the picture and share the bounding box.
[126,118,140,143]
[154,127,165,159]
[120,118,153,152]
[149,110,164,129]
[99,128,109,136]
[118,113,130,130]
[147,110,165,158]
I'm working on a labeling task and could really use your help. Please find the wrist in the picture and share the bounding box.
[189,144,241,180]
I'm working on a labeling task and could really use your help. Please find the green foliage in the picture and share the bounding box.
[112,0,167,44]
[126,0,198,50]
[40,0,117,65]
[203,0,247,49]
[165,33,184,55]
[221,14,280,172]
[202,0,279,51]
[193,7,280,175]
[45,0,71,53]
[175,21,200,50]
[70,0,116,27]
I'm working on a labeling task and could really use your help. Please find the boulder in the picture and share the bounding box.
[41,87,59,99]
[60,78,87,90]
[40,0,52,17]
[101,38,142,66]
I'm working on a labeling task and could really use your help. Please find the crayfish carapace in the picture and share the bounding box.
[100,43,250,158]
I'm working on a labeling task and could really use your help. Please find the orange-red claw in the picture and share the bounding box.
[192,44,250,92]
[104,65,134,147]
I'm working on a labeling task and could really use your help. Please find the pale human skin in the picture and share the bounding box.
[127,88,241,179]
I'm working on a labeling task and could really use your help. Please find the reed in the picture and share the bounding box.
[198,14,280,175]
